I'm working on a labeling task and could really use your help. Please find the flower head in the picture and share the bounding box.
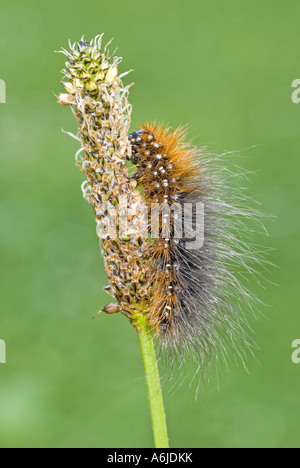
[58,35,152,318]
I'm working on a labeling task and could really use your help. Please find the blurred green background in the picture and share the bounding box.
[0,0,299,448]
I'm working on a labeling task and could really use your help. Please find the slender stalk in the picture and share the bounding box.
[135,313,169,448]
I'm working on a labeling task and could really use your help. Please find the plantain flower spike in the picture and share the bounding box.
[58,35,150,320]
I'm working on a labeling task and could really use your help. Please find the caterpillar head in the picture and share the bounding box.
[128,129,162,164]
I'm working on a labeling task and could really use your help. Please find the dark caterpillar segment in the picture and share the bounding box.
[129,130,185,204]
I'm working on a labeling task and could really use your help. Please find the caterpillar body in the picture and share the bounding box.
[128,123,260,364]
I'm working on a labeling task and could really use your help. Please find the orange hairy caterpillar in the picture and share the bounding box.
[128,123,263,365]
[57,35,266,372]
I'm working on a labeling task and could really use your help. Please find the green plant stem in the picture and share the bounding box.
[135,313,169,448]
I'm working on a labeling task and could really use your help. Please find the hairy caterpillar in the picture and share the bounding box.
[58,36,266,373]
[128,123,264,365]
